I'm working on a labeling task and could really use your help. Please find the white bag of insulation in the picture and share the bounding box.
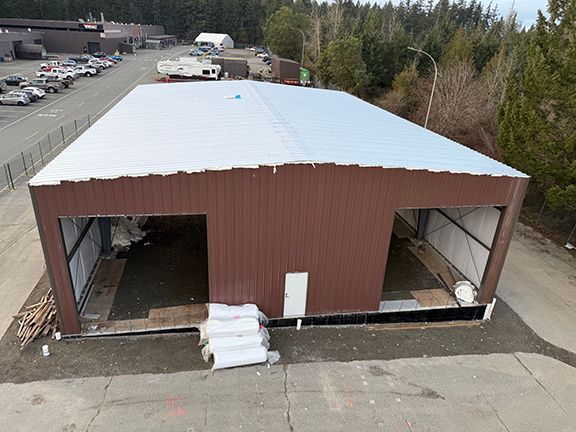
[208,303,259,321]
[201,331,270,362]
[209,331,270,353]
[212,346,268,370]
[199,317,260,343]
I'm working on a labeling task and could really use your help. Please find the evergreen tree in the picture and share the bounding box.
[499,1,576,211]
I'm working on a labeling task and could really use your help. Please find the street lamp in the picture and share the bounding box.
[290,27,305,67]
[408,46,438,129]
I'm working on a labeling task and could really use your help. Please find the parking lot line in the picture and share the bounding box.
[78,101,85,107]
[0,61,130,133]
[25,131,39,140]
[93,61,158,119]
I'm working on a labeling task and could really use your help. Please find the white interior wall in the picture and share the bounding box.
[61,217,102,301]
[395,207,500,287]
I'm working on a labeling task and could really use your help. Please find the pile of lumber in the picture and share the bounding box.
[13,289,58,349]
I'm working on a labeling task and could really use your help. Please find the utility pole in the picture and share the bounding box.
[290,27,305,67]
[408,46,438,129]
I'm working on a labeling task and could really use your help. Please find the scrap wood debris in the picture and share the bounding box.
[13,288,58,349]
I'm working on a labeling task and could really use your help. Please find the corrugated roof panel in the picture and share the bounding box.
[29,80,527,186]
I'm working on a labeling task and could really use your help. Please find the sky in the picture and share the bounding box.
[494,0,548,27]
[381,0,549,28]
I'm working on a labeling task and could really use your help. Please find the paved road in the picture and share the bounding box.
[0,46,189,161]
[0,353,575,432]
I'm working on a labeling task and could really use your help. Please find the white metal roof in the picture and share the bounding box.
[29,80,527,186]
[194,32,233,46]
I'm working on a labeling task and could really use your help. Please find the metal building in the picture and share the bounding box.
[0,18,164,54]
[0,30,44,60]
[29,81,529,335]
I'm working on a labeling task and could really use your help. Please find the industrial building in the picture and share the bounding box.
[0,18,164,54]
[29,81,528,336]
[145,34,177,49]
[0,30,45,60]
[194,32,234,49]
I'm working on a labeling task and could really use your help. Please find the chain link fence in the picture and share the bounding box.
[0,115,97,198]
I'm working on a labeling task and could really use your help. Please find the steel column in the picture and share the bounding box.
[478,178,529,303]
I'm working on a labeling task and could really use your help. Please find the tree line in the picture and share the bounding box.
[265,0,574,214]
[0,0,573,213]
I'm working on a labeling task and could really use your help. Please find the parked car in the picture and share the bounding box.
[74,65,98,77]
[21,86,46,98]
[189,49,203,56]
[0,79,7,93]
[92,51,108,58]
[9,89,38,102]
[256,52,268,58]
[110,55,123,61]
[4,74,28,86]
[198,46,211,53]
[101,59,114,67]
[62,59,77,67]
[68,55,87,64]
[87,60,104,72]
[19,78,63,93]
[0,93,30,105]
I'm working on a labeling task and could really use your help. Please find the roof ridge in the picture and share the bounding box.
[248,82,319,164]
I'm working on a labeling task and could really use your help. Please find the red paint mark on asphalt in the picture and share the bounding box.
[166,397,186,417]
[344,384,354,408]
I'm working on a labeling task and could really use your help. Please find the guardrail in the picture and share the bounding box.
[0,114,96,199]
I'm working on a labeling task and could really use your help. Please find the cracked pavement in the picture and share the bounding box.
[1,352,576,431]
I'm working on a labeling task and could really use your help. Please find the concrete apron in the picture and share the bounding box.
[0,187,45,339]
[1,353,575,432]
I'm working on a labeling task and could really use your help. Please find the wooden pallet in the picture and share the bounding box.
[81,303,208,336]
[410,288,457,308]
[82,259,126,321]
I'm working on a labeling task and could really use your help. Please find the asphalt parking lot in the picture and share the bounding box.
[0,46,190,162]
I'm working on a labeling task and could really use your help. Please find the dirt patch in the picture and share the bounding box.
[1,276,575,384]
[108,215,209,320]
[382,234,444,299]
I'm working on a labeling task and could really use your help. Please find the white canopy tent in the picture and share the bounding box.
[194,32,234,49]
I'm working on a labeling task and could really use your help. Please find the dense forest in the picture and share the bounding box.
[0,0,574,218]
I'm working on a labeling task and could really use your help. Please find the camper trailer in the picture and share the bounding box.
[157,59,221,80]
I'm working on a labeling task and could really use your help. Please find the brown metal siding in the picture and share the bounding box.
[31,164,527,335]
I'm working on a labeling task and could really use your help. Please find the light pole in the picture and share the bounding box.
[408,46,437,129]
[290,27,305,67]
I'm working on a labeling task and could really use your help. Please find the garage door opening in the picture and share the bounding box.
[77,215,209,335]
[380,207,500,313]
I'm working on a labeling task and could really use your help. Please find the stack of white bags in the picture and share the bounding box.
[200,303,278,371]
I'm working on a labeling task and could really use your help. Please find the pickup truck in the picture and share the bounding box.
[74,65,98,77]
[46,76,73,88]
[36,67,78,80]
[19,78,64,93]
[40,60,64,69]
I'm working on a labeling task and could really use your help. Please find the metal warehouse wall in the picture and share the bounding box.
[61,217,101,301]
[30,164,528,335]
[398,207,500,287]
